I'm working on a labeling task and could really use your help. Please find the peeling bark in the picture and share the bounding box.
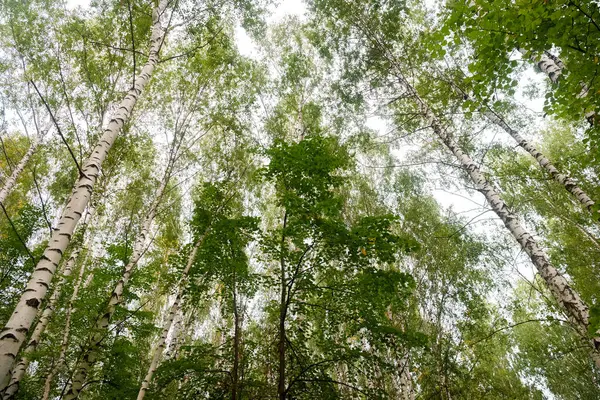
[137,234,207,400]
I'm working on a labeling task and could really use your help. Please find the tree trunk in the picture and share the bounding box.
[409,89,600,366]
[518,49,596,124]
[518,48,562,84]
[278,212,288,400]
[0,139,38,206]
[456,87,598,217]
[0,0,169,391]
[40,237,90,400]
[2,207,94,400]
[165,310,182,360]
[398,352,414,400]
[65,175,170,399]
[137,234,206,400]
[231,272,240,400]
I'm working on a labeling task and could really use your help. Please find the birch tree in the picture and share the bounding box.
[0,0,170,390]
[307,0,600,369]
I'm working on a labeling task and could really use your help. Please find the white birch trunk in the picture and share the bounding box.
[412,93,600,366]
[165,310,182,360]
[0,139,39,206]
[64,178,169,399]
[518,49,596,124]
[137,235,206,400]
[518,48,562,84]
[0,0,169,391]
[2,207,94,400]
[462,93,598,216]
[398,352,414,400]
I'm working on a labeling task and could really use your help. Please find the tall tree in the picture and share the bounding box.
[0,0,169,390]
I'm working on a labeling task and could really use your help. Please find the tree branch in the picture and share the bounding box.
[30,80,84,177]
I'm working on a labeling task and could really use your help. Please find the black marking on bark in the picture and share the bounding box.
[25,298,40,308]
[36,267,53,274]
[0,333,18,342]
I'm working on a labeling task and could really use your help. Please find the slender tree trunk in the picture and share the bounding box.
[2,207,94,400]
[0,0,169,391]
[408,88,600,366]
[57,6,169,399]
[518,48,562,84]
[165,310,182,360]
[397,350,413,400]
[278,212,288,400]
[456,87,598,216]
[40,239,90,400]
[0,139,38,206]
[137,234,207,400]
[65,174,171,399]
[231,274,240,400]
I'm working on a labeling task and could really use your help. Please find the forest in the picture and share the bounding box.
[0,0,598,398]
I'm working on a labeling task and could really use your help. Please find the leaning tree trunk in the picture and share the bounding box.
[407,86,600,366]
[517,48,562,84]
[0,0,169,391]
[0,138,39,206]
[137,234,207,400]
[454,85,598,217]
[2,206,94,400]
[65,176,172,398]
[65,143,180,399]
[164,309,183,360]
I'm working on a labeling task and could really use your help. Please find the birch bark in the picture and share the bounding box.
[2,206,94,400]
[165,310,183,359]
[411,88,600,367]
[137,234,206,400]
[518,49,596,124]
[0,139,39,206]
[0,0,169,391]
[370,27,600,363]
[517,48,562,84]
[456,88,598,216]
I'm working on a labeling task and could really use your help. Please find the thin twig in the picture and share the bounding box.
[30,80,84,177]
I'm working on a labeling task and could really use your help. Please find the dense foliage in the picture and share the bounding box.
[0,0,597,399]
